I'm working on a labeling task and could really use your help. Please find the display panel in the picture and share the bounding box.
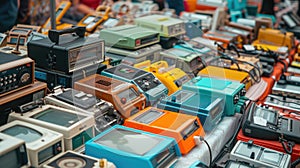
[234,142,261,158]
[0,149,20,168]
[94,129,163,156]
[117,88,139,104]
[134,110,164,124]
[83,16,96,24]
[254,108,277,125]
[259,149,283,166]
[31,108,86,127]
[166,49,191,57]
[2,125,42,143]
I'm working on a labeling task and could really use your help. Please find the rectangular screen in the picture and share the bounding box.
[95,129,163,156]
[83,16,96,24]
[134,110,164,124]
[31,108,86,127]
[117,88,139,103]
[254,108,277,125]
[259,149,283,166]
[2,125,42,143]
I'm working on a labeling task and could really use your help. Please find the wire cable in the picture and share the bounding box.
[199,136,212,168]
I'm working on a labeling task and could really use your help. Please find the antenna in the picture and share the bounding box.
[11,35,21,55]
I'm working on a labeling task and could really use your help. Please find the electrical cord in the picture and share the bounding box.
[279,136,295,154]
[199,136,212,168]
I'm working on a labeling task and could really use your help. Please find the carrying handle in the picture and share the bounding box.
[48,26,86,44]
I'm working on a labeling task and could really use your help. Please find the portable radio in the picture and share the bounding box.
[157,89,225,131]
[182,76,247,116]
[198,66,252,91]
[74,74,146,119]
[101,64,168,106]
[124,107,205,155]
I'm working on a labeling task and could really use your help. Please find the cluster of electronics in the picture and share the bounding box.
[1,0,300,168]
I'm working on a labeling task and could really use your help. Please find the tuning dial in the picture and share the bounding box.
[20,73,30,83]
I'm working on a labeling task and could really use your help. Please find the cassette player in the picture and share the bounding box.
[158,48,205,78]
[85,125,181,168]
[8,105,95,151]
[264,94,300,113]
[242,102,300,143]
[45,88,123,133]
[272,74,300,99]
[74,74,146,119]
[198,66,252,91]
[28,27,105,73]
[43,150,116,168]
[182,76,247,116]
[101,64,168,106]
[105,44,161,65]
[230,140,291,168]
[0,52,34,97]
[157,89,224,131]
[142,61,190,95]
[0,120,64,168]
[100,25,159,49]
[0,133,29,168]
[124,107,205,155]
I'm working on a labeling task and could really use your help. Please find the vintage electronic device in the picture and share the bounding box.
[74,74,146,119]
[0,81,46,126]
[0,120,64,167]
[157,89,224,131]
[253,28,295,50]
[272,75,300,99]
[157,48,205,78]
[180,12,213,30]
[35,64,106,90]
[8,105,95,151]
[26,32,47,45]
[132,1,159,17]
[7,27,31,46]
[105,44,161,65]
[183,76,247,116]
[143,61,190,95]
[208,57,259,84]
[219,26,251,44]
[281,12,300,38]
[101,17,124,29]
[242,102,300,143]
[135,14,185,38]
[0,52,34,97]
[15,24,41,33]
[43,1,72,29]
[45,88,122,133]
[287,66,300,75]
[236,18,256,27]
[265,94,300,114]
[101,64,168,106]
[100,25,159,50]
[0,45,27,57]
[230,140,291,168]
[135,14,185,48]
[78,6,111,33]
[198,66,252,91]
[0,133,29,168]
[0,33,7,47]
[43,150,116,168]
[203,30,242,47]
[291,61,300,68]
[85,125,181,168]
[28,27,105,73]
[124,107,205,155]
